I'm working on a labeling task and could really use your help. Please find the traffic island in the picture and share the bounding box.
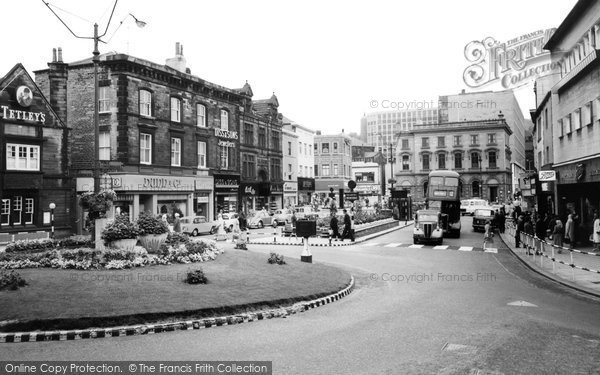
[0,251,352,341]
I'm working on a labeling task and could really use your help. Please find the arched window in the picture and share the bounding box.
[472,181,480,197]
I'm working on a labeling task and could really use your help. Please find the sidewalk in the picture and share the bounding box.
[500,226,600,298]
[246,221,414,247]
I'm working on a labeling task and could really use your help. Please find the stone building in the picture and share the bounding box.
[35,44,249,230]
[394,118,513,203]
[282,125,298,207]
[282,117,316,206]
[0,62,74,239]
[238,93,284,213]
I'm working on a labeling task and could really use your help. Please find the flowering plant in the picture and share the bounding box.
[101,214,141,244]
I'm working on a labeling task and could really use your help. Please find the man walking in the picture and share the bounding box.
[515,215,524,248]
[330,211,340,241]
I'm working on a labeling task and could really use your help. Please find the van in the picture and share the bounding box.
[460,199,489,216]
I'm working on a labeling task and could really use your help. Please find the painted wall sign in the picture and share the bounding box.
[1,105,45,123]
[100,175,195,192]
[538,170,556,181]
[214,175,240,189]
[218,140,236,147]
[16,86,33,107]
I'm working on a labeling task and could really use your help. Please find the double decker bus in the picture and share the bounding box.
[426,170,461,238]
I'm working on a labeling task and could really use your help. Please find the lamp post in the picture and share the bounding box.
[478,154,483,199]
[49,202,56,238]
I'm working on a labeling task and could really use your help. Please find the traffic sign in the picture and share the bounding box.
[345,192,359,202]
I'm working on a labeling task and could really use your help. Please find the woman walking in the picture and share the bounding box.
[553,219,564,253]
[593,212,600,252]
[483,220,494,250]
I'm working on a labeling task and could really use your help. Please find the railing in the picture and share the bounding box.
[504,223,600,279]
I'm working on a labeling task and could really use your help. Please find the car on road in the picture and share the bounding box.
[472,208,495,232]
[247,211,275,229]
[460,199,489,216]
[272,209,294,226]
[180,216,217,236]
[413,209,443,245]
[221,213,240,232]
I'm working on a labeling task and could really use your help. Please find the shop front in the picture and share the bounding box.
[555,157,600,242]
[315,179,346,207]
[240,182,270,214]
[194,176,214,220]
[270,182,284,211]
[214,174,239,217]
[283,181,298,208]
[297,177,315,206]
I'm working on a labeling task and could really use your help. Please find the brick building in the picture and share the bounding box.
[0,62,74,238]
[532,0,600,236]
[313,132,353,204]
[394,119,513,203]
[35,44,249,230]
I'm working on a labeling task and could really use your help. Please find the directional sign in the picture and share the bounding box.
[345,192,359,202]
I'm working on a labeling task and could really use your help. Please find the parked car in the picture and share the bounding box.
[247,211,275,229]
[472,208,495,232]
[413,210,443,245]
[272,209,294,226]
[221,213,240,232]
[180,216,216,236]
[460,199,489,216]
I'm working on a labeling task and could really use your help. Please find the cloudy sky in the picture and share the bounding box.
[4,0,576,134]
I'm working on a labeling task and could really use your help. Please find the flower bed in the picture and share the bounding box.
[0,238,223,271]
[4,235,94,253]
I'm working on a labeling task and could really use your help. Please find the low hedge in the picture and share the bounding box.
[4,235,94,253]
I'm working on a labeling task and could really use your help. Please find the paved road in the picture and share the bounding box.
[3,217,600,374]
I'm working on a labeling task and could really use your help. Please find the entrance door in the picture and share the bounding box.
[489,186,498,202]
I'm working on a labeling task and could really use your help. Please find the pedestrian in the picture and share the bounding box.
[330,211,341,241]
[535,214,546,241]
[565,214,575,249]
[515,215,524,248]
[393,205,400,220]
[291,211,298,228]
[238,209,246,231]
[499,206,506,233]
[350,208,356,242]
[593,212,600,252]
[341,209,352,241]
[493,210,501,233]
[173,212,181,233]
[553,219,564,252]
[483,219,494,250]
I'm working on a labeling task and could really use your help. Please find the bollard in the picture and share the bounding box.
[273,227,277,243]
[570,250,574,281]
[246,230,250,244]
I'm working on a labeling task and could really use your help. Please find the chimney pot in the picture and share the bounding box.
[175,42,180,55]
[52,48,57,63]
[57,47,63,62]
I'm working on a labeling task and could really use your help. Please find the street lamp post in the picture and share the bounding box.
[478,154,483,199]
[49,202,56,238]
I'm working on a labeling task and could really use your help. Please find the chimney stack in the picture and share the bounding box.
[52,48,57,63]
[57,47,63,63]
[166,42,187,73]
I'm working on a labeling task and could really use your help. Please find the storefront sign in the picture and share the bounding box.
[218,140,236,147]
[214,175,240,189]
[108,175,195,192]
[271,184,283,193]
[297,177,315,191]
[195,176,214,191]
[284,182,297,192]
[556,158,600,184]
[214,128,238,139]
[1,105,45,124]
[538,170,556,181]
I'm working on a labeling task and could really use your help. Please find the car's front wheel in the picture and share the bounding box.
[258,221,264,229]
[192,229,199,237]
[210,227,216,235]
[272,220,278,227]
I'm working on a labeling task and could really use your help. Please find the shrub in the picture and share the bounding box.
[185,268,208,284]
[101,214,140,244]
[267,252,286,265]
[0,270,27,290]
[58,235,94,249]
[165,232,190,246]
[136,212,169,235]
[186,241,208,254]
[5,239,56,253]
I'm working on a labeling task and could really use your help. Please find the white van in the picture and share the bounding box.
[460,199,488,216]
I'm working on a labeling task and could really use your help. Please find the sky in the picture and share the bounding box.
[3,0,578,135]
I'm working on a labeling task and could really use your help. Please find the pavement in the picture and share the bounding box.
[500,225,600,297]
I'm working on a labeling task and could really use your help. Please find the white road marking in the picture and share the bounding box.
[507,300,538,307]
[433,245,449,249]
[458,246,473,251]
[408,244,424,248]
[484,248,498,253]
[384,243,403,247]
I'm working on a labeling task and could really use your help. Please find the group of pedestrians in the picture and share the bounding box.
[329,208,355,242]
[512,208,600,253]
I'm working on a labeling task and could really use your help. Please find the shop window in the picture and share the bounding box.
[220,110,229,130]
[197,141,206,168]
[140,133,152,164]
[170,97,181,122]
[140,90,152,117]
[171,138,181,166]
[99,132,110,160]
[6,144,39,171]
[197,104,206,127]
[99,86,110,113]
